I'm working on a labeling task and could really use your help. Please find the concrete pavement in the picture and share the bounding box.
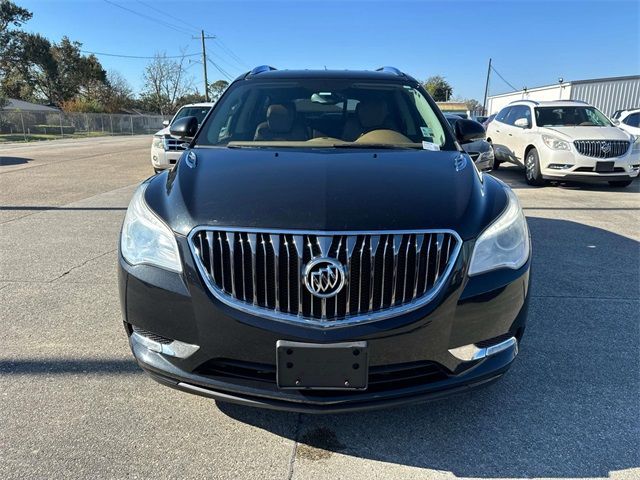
[1,137,638,479]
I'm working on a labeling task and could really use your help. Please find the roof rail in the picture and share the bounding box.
[247,65,277,77]
[508,99,539,105]
[375,66,404,76]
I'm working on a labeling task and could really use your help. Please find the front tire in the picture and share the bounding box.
[608,180,633,188]
[154,168,162,174]
[525,148,545,186]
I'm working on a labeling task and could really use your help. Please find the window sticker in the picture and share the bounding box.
[420,126,433,137]
[422,141,440,151]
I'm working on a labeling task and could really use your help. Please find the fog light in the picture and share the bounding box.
[130,329,199,358]
[548,164,573,170]
[448,336,517,362]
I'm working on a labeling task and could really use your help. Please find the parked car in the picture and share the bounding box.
[482,113,496,130]
[612,108,640,136]
[486,100,639,187]
[150,102,214,173]
[120,66,531,413]
[474,115,488,124]
[444,114,494,171]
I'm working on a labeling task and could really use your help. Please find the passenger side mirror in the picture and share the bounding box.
[170,116,198,139]
[611,119,620,126]
[162,120,170,127]
[455,119,486,144]
[514,117,530,129]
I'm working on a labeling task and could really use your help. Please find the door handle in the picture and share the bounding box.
[495,129,500,133]
[508,133,513,136]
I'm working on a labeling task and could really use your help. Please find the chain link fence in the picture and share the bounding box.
[0,110,170,143]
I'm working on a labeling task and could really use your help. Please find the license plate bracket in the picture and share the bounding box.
[276,340,368,390]
[595,161,614,172]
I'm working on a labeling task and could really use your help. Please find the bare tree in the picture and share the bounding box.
[141,51,194,115]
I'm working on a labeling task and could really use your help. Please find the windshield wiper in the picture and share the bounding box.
[332,143,422,150]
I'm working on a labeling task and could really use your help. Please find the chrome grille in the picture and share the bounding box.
[573,140,629,159]
[163,137,187,151]
[189,228,461,327]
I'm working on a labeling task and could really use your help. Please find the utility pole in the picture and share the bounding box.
[482,58,492,116]
[193,30,216,101]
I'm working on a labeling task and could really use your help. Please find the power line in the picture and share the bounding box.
[102,0,194,36]
[134,0,201,35]
[81,50,199,59]
[213,38,250,69]
[207,57,233,81]
[491,65,518,92]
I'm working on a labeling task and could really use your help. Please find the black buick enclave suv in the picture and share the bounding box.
[119,66,531,413]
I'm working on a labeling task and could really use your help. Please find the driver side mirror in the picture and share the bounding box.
[162,120,170,127]
[514,117,531,129]
[170,116,198,139]
[455,119,486,144]
[611,118,620,126]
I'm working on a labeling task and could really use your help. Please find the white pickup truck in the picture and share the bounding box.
[150,102,214,173]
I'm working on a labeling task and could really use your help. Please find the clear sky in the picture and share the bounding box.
[18,0,640,100]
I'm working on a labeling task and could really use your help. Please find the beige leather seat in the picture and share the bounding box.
[342,99,399,141]
[254,104,309,141]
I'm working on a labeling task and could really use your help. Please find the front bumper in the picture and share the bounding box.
[119,239,530,413]
[151,147,183,170]
[540,147,639,181]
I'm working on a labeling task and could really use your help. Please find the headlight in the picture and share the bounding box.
[468,188,530,276]
[479,148,494,162]
[120,183,182,272]
[542,134,570,150]
[152,135,165,150]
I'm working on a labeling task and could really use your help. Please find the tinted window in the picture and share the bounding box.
[172,106,211,125]
[495,107,511,123]
[623,112,640,127]
[505,105,531,126]
[196,79,452,149]
[534,106,611,127]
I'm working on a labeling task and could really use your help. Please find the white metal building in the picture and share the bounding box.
[486,75,640,117]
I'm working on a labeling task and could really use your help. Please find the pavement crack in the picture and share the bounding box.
[49,248,117,283]
[286,413,302,480]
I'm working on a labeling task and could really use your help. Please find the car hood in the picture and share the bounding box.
[154,126,171,136]
[145,147,508,240]
[543,126,633,141]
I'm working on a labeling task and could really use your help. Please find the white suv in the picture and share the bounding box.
[150,102,214,173]
[486,100,639,187]
[612,108,640,136]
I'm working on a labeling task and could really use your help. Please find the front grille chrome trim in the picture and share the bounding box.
[187,227,463,329]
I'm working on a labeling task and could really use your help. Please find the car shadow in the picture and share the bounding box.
[491,164,640,192]
[0,156,31,166]
[217,217,639,478]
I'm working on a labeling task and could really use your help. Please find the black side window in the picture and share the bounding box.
[506,105,531,126]
[623,112,640,127]
[495,107,511,123]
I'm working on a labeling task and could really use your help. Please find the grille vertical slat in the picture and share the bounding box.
[247,234,258,305]
[292,236,304,316]
[191,229,460,324]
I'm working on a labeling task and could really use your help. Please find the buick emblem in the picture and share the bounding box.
[600,141,611,154]
[304,258,346,298]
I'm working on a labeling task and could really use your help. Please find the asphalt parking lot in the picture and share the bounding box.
[1,136,638,480]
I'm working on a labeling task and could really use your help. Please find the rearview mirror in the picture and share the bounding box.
[514,117,530,128]
[162,120,170,127]
[455,119,486,144]
[170,116,198,139]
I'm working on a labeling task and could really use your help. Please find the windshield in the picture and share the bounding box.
[534,106,612,127]
[194,79,451,149]
[172,106,211,125]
